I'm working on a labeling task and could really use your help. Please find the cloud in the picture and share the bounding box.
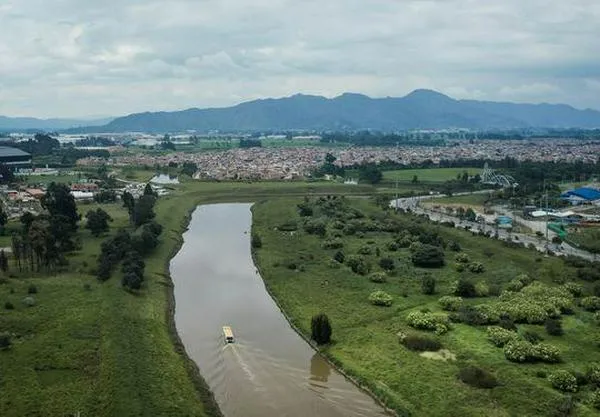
[0,0,599,117]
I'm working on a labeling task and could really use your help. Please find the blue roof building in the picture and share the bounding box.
[561,187,600,204]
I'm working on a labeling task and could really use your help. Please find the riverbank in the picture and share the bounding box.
[252,197,600,416]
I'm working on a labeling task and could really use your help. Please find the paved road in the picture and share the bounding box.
[390,193,597,262]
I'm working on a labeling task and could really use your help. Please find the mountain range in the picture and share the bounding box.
[3,89,600,132]
[0,116,113,132]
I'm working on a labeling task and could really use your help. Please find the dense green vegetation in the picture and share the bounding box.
[383,168,479,183]
[253,196,600,416]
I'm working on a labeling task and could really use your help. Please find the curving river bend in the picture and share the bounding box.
[171,204,388,417]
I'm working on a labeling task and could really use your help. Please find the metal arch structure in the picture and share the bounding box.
[481,163,517,188]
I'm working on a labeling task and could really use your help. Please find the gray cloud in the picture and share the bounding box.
[0,0,599,117]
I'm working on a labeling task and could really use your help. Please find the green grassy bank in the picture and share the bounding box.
[0,180,390,417]
[252,197,600,416]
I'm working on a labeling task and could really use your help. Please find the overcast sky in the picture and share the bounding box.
[1,0,599,118]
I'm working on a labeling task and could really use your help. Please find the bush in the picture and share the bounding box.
[454,262,465,272]
[346,255,370,275]
[327,259,341,269]
[357,245,373,255]
[4,301,14,310]
[549,371,578,392]
[321,239,344,249]
[411,244,445,268]
[0,333,11,349]
[386,241,399,252]
[333,251,345,263]
[311,313,332,345]
[27,284,38,294]
[458,366,499,389]
[368,291,393,307]
[504,340,560,363]
[454,279,477,298]
[487,326,519,347]
[22,296,36,307]
[475,281,489,297]
[468,262,485,273]
[438,296,463,311]
[545,318,564,336]
[455,253,470,264]
[507,279,525,292]
[369,272,387,283]
[304,219,327,236]
[378,257,395,271]
[522,330,544,344]
[595,311,600,325]
[421,275,436,295]
[399,332,441,352]
[499,316,517,331]
[586,363,600,385]
[406,311,450,334]
[562,282,583,297]
[449,241,461,252]
[590,390,600,410]
[581,296,600,311]
[456,305,499,326]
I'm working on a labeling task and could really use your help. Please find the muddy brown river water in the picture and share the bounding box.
[171,204,389,417]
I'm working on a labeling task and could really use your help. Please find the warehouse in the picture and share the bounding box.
[561,187,600,205]
[0,146,32,169]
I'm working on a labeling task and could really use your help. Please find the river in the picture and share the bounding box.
[171,204,389,417]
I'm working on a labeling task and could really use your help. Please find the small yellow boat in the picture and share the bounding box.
[223,326,235,344]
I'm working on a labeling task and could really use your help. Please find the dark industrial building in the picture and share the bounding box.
[0,146,32,169]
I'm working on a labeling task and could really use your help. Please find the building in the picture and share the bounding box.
[0,146,32,170]
[561,187,600,205]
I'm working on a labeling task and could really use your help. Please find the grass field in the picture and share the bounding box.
[253,197,600,416]
[383,168,480,183]
[0,180,405,417]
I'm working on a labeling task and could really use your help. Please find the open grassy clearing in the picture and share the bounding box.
[253,197,600,416]
[383,168,480,183]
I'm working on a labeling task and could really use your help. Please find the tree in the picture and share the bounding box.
[41,182,79,230]
[411,175,419,184]
[94,190,117,203]
[411,244,445,268]
[144,183,157,197]
[20,212,36,232]
[358,164,383,184]
[251,232,262,249]
[421,275,436,294]
[85,208,112,237]
[311,313,332,345]
[133,195,156,227]
[465,208,477,222]
[0,203,7,231]
[181,162,197,177]
[0,250,8,274]
[0,164,14,184]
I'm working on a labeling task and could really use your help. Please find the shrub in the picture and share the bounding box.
[369,272,387,283]
[487,326,519,347]
[4,301,14,310]
[454,262,465,272]
[251,232,262,249]
[586,363,600,385]
[311,313,332,345]
[327,259,341,269]
[549,371,578,392]
[455,253,470,264]
[322,239,344,249]
[378,257,395,271]
[454,279,477,298]
[590,390,600,410]
[475,281,489,297]
[522,330,544,344]
[595,311,600,324]
[504,340,561,363]
[421,275,436,295]
[438,296,463,311]
[578,267,600,282]
[83,283,92,291]
[562,282,583,297]
[499,316,517,331]
[411,244,445,268]
[468,262,485,273]
[545,318,564,336]
[406,311,450,334]
[333,251,345,264]
[581,296,600,311]
[22,296,35,307]
[399,333,441,352]
[507,279,525,292]
[457,305,499,326]
[27,284,38,294]
[304,219,327,236]
[386,241,399,252]
[552,395,576,417]
[368,290,393,307]
[346,255,370,275]
[0,333,11,349]
[449,241,462,252]
[458,366,499,389]
[357,245,373,255]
